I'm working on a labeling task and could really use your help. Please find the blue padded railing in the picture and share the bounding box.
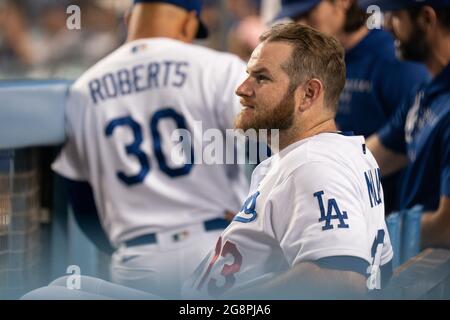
[0,80,72,150]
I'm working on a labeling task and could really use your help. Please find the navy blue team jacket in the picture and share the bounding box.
[338,29,430,213]
[337,29,430,138]
[378,63,450,211]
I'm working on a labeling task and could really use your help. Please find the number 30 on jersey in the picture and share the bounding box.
[105,107,194,185]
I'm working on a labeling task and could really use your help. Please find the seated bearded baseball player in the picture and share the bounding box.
[22,22,394,300]
[181,22,394,299]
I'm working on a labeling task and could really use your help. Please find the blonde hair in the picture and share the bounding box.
[260,23,346,112]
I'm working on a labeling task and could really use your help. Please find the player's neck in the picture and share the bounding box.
[425,36,450,77]
[126,4,188,43]
[270,118,337,153]
[127,27,182,43]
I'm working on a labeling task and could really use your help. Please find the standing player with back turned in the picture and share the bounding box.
[51,0,248,298]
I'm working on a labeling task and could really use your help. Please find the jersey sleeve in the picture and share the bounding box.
[213,55,247,131]
[267,161,373,268]
[51,85,89,181]
[440,118,450,197]
[380,219,394,267]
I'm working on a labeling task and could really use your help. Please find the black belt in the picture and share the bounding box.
[124,218,229,247]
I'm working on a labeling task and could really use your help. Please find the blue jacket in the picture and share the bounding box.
[379,63,450,211]
[337,29,430,138]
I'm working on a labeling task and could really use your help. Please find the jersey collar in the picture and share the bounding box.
[335,131,355,136]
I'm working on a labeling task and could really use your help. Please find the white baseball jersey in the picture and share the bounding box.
[183,132,393,298]
[52,38,249,247]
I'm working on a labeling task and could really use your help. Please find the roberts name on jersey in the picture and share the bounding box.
[88,60,189,105]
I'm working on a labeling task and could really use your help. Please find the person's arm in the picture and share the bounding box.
[366,134,408,176]
[237,261,367,299]
[64,177,114,255]
[51,84,113,254]
[421,196,450,249]
[366,91,415,177]
[236,161,390,299]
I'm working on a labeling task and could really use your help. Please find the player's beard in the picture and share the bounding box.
[396,22,431,63]
[234,89,296,133]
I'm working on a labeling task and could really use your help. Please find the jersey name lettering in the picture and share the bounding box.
[364,168,382,208]
[88,61,189,104]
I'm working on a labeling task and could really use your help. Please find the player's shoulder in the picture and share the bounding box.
[285,132,365,162]
[183,40,243,61]
[137,37,245,69]
[306,132,365,158]
[185,41,247,76]
[366,30,429,81]
[273,133,368,181]
[381,59,430,84]
[71,38,244,91]
[371,48,430,90]
[69,44,122,92]
[307,133,376,170]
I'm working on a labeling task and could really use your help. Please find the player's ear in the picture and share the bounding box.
[297,79,323,112]
[418,6,438,35]
[181,11,199,43]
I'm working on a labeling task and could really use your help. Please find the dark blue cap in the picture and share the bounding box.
[359,0,450,11]
[134,0,208,38]
[274,0,322,20]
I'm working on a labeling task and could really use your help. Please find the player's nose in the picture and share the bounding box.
[235,77,253,98]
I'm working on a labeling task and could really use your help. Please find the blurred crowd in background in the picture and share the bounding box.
[0,0,274,79]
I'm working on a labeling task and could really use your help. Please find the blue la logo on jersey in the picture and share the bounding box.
[314,191,349,231]
[233,191,260,223]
